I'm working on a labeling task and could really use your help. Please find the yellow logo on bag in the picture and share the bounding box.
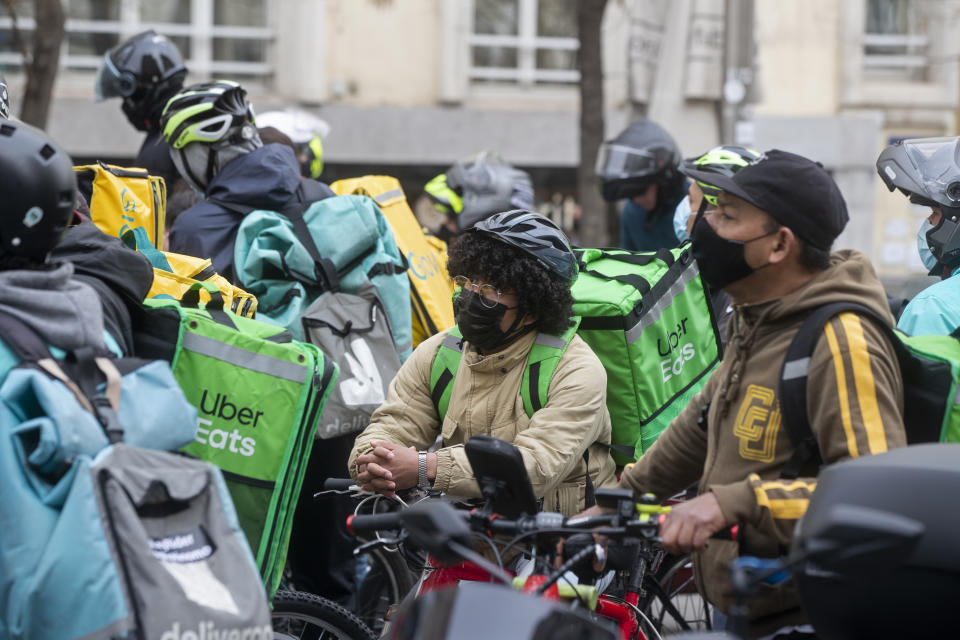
[74,162,167,249]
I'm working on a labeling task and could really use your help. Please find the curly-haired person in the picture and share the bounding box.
[349,211,616,514]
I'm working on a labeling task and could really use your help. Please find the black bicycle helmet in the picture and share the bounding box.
[160,80,261,193]
[0,121,77,260]
[469,210,577,282]
[680,145,761,207]
[0,76,9,120]
[877,137,960,270]
[95,29,187,132]
[596,119,683,202]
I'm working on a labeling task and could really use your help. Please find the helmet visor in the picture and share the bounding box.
[95,54,133,102]
[901,137,960,208]
[595,143,660,180]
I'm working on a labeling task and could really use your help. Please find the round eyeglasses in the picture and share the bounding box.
[453,275,504,309]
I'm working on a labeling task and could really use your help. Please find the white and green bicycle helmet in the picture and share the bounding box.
[681,145,761,207]
[160,80,261,193]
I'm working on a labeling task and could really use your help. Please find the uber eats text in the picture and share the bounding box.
[658,318,696,382]
[194,390,261,457]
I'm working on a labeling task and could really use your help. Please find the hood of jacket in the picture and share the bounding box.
[734,249,894,329]
[204,143,304,210]
[0,262,105,352]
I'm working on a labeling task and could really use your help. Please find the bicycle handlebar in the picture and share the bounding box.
[348,506,737,542]
[322,477,356,491]
[347,512,403,535]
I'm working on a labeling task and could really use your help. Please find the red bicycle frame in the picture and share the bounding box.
[416,555,645,640]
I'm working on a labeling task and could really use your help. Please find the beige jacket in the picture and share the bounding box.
[349,329,617,515]
[620,251,907,636]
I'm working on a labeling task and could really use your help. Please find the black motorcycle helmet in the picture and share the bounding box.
[596,119,683,203]
[469,210,578,282]
[877,136,960,272]
[0,121,77,260]
[95,29,187,132]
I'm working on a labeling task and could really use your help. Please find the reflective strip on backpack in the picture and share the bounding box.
[782,357,811,381]
[624,260,701,345]
[182,332,308,383]
[374,188,404,206]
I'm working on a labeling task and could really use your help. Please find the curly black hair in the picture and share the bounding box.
[447,232,574,335]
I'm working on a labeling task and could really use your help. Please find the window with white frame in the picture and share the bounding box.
[863,0,930,82]
[470,0,579,85]
[0,0,273,84]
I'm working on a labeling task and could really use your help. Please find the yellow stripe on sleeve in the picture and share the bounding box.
[824,323,859,458]
[753,487,811,520]
[839,313,888,455]
[757,479,817,493]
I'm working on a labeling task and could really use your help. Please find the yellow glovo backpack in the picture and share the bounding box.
[331,176,455,347]
[122,227,259,318]
[74,162,166,249]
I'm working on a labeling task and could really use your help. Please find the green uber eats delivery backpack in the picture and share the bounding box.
[133,282,338,598]
[777,301,960,479]
[430,245,722,467]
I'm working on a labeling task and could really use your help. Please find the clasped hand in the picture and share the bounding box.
[355,440,420,498]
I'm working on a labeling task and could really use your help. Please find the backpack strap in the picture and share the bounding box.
[520,318,580,416]
[429,328,465,422]
[0,310,124,442]
[574,248,675,298]
[216,184,342,291]
[779,301,890,479]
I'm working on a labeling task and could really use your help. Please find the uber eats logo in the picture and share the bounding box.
[657,317,696,382]
[194,390,262,457]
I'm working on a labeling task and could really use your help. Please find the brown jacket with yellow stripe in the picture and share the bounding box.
[349,328,618,515]
[620,250,906,635]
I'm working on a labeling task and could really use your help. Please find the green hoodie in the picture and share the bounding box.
[620,250,907,636]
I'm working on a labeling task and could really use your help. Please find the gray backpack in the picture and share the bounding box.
[301,284,402,439]
[93,444,273,639]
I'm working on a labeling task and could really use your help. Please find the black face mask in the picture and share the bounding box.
[690,213,774,291]
[455,289,531,352]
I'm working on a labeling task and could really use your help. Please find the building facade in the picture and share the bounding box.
[2,0,958,276]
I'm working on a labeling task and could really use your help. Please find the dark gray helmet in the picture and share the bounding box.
[95,29,187,132]
[596,119,682,202]
[0,121,77,260]
[444,151,535,230]
[469,210,577,282]
[877,137,960,269]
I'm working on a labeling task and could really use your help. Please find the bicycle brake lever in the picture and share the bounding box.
[353,534,404,556]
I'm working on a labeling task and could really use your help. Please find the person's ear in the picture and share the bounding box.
[766,226,795,266]
[520,312,537,327]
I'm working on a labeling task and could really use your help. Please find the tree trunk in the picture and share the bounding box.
[20,0,65,129]
[576,0,609,248]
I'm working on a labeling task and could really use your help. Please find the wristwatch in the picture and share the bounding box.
[417,451,429,489]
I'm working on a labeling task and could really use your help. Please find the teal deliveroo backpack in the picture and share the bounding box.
[231,190,413,358]
[0,310,272,640]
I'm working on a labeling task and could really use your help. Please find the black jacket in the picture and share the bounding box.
[135,130,180,189]
[49,221,154,355]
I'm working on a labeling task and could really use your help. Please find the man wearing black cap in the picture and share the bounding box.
[613,150,907,637]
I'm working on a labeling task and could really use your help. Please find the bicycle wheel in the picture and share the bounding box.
[272,589,376,640]
[355,545,419,635]
[648,554,711,632]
